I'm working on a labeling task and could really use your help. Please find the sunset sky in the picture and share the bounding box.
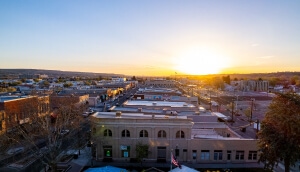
[1,0,300,76]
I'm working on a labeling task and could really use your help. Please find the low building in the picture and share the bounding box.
[145,79,176,88]
[90,112,259,168]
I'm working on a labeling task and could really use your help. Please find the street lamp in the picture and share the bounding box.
[90,141,94,167]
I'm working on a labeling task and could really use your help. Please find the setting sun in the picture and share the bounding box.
[173,47,230,75]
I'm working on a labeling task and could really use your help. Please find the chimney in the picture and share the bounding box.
[116,111,122,117]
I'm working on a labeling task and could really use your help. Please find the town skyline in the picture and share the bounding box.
[1,0,300,76]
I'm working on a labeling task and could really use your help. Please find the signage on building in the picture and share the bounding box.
[120,145,130,150]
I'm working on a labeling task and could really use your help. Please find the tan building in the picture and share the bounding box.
[90,112,259,167]
[145,79,176,88]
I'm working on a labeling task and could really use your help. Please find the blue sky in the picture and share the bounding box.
[1,0,300,76]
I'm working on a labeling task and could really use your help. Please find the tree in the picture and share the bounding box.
[135,141,150,165]
[63,83,73,88]
[222,75,230,84]
[258,93,300,172]
[2,95,88,171]
[290,75,299,85]
[244,107,251,121]
[211,77,225,90]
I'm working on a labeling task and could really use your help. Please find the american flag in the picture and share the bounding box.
[171,153,182,169]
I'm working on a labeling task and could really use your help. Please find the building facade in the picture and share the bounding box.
[0,96,50,135]
[90,112,259,167]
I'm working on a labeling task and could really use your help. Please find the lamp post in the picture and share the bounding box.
[90,141,94,167]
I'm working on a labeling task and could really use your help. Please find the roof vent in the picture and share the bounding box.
[116,111,122,117]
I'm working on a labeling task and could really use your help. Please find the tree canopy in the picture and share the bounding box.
[258,93,300,172]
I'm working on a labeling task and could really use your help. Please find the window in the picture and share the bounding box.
[176,130,185,138]
[157,147,167,159]
[121,150,130,157]
[158,130,166,138]
[201,150,210,160]
[192,150,197,160]
[248,151,257,160]
[214,150,223,160]
[121,129,130,137]
[104,129,112,137]
[139,130,148,137]
[235,151,244,160]
[121,146,130,158]
[227,150,231,160]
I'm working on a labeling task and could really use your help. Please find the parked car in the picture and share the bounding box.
[60,129,70,136]
[6,147,24,155]
[82,112,89,117]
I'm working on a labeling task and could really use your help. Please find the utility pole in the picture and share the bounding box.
[231,100,234,122]
[250,98,255,122]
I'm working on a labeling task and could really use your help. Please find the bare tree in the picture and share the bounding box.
[2,95,88,171]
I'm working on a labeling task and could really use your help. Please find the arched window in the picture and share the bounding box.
[122,129,130,137]
[104,129,112,137]
[139,130,148,137]
[158,130,167,138]
[176,130,185,138]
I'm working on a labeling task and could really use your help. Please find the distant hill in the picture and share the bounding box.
[0,69,125,79]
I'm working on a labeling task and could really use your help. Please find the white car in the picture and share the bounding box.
[82,112,89,117]
[60,129,70,136]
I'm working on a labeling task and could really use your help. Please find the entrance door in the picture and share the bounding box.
[157,146,166,163]
[183,149,187,162]
[103,145,112,162]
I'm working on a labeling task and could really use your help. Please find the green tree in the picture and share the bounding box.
[135,142,150,165]
[258,93,300,172]
[84,80,91,85]
[63,83,73,88]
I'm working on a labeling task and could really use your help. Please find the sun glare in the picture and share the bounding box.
[173,48,230,75]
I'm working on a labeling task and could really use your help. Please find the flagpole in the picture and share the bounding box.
[170,149,173,171]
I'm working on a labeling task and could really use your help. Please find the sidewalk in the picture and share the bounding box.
[273,162,300,172]
[91,160,264,171]
[66,147,92,172]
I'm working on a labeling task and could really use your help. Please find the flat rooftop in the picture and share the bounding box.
[0,96,28,102]
[92,112,187,119]
[124,100,195,107]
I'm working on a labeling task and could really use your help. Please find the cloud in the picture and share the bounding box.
[251,43,259,47]
[258,56,274,59]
